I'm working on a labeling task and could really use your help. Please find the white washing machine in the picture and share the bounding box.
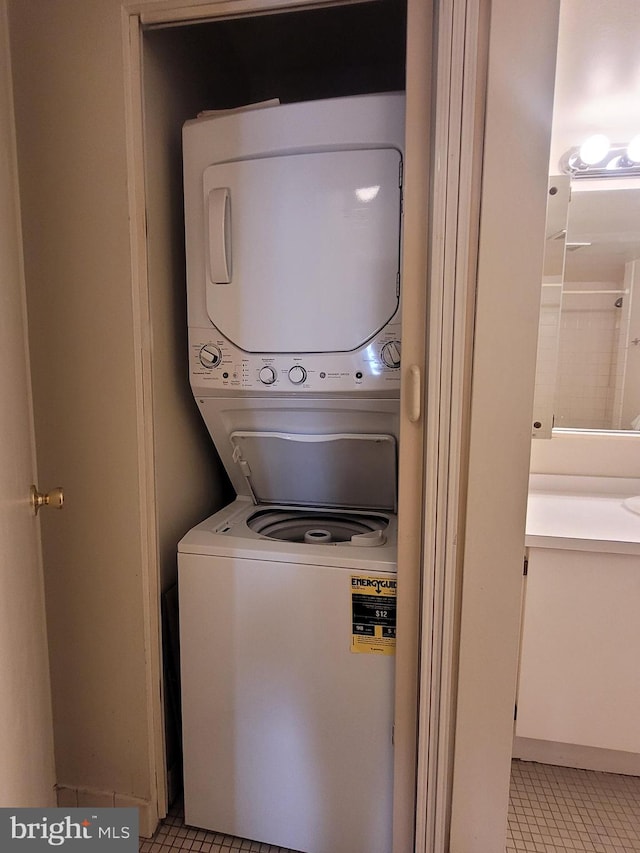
[179,495,397,853]
[179,93,405,853]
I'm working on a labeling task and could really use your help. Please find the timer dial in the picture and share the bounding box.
[259,365,277,385]
[288,365,307,385]
[380,340,401,369]
[199,344,222,368]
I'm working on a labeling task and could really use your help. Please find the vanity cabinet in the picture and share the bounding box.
[516,546,640,753]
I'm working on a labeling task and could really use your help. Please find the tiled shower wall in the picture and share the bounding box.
[611,261,636,429]
[554,283,623,430]
[533,285,563,433]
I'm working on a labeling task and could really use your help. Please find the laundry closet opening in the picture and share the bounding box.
[140,0,407,818]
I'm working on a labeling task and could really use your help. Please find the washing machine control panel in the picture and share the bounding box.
[189,322,402,393]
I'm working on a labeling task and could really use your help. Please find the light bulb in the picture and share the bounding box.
[626,134,640,164]
[578,134,610,165]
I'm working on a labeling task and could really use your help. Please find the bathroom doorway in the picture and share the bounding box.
[511,2,640,849]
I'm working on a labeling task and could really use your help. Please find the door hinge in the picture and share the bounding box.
[514,704,518,721]
[523,556,528,576]
[398,157,403,188]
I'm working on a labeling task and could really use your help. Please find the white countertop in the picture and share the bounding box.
[525,475,640,555]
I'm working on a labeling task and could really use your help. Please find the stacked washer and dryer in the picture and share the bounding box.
[178,92,405,853]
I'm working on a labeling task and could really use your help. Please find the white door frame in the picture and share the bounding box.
[412,1,491,850]
[120,9,168,829]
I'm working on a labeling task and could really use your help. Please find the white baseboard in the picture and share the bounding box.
[55,785,158,837]
[513,736,640,776]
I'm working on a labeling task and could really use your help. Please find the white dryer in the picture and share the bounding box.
[179,93,405,853]
[183,92,405,405]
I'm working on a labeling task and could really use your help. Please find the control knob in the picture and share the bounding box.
[199,344,222,369]
[288,365,307,385]
[380,340,401,369]
[259,365,277,385]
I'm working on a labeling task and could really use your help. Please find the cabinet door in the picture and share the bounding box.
[516,547,640,753]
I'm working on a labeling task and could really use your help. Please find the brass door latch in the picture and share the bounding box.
[30,485,64,516]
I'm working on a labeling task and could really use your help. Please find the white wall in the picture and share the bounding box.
[7,0,156,825]
[142,25,230,595]
[530,430,640,478]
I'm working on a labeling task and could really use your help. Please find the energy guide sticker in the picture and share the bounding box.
[351,575,397,655]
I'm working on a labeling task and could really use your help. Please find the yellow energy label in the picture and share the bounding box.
[351,575,397,655]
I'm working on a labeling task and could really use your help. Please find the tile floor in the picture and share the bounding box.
[507,760,640,852]
[141,761,640,853]
[139,799,300,853]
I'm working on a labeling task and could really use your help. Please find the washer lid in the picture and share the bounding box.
[229,431,397,511]
[203,147,402,353]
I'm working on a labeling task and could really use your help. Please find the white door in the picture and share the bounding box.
[0,0,56,807]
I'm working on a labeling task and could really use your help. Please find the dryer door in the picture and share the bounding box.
[203,148,402,353]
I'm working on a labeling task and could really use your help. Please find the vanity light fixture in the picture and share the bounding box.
[625,134,640,165]
[560,133,640,178]
[578,134,610,165]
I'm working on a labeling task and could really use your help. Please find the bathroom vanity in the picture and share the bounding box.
[515,475,640,772]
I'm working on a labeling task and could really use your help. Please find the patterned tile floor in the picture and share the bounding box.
[139,799,299,853]
[508,760,640,852]
[141,761,640,852]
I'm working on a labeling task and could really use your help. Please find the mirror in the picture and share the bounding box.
[554,188,640,430]
[531,0,640,436]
